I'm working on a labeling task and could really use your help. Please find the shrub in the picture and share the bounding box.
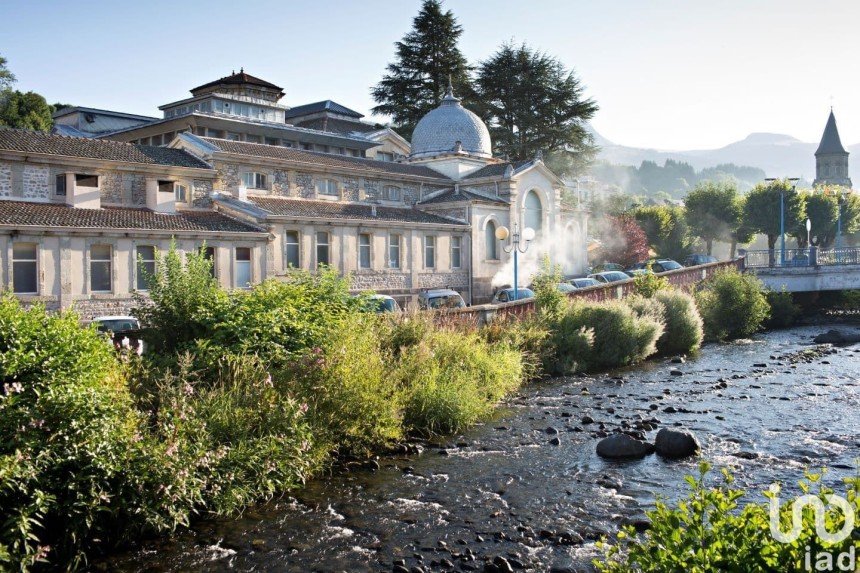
[288,313,402,456]
[400,330,523,436]
[531,255,565,319]
[653,290,704,355]
[378,310,435,358]
[632,271,669,298]
[695,269,770,341]
[765,288,802,328]
[481,314,550,381]
[596,463,859,572]
[556,301,663,371]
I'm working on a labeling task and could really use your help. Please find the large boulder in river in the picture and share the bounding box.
[813,329,860,345]
[596,434,655,460]
[655,428,700,459]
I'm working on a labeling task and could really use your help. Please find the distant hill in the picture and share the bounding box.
[589,126,860,182]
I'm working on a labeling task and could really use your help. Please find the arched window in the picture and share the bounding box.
[524,190,543,234]
[486,220,498,260]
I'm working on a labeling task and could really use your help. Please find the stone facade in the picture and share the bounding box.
[215,161,241,196]
[271,169,290,196]
[295,172,314,198]
[363,178,380,202]
[417,271,469,289]
[350,271,411,291]
[0,163,10,197]
[192,179,213,207]
[99,171,124,204]
[130,174,147,206]
[463,183,499,198]
[23,165,49,200]
[72,298,137,320]
[342,177,360,201]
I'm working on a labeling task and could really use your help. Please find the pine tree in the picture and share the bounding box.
[475,43,598,176]
[371,0,473,140]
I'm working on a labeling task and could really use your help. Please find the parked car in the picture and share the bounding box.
[627,259,683,273]
[492,287,535,304]
[588,271,631,284]
[360,294,401,313]
[555,283,577,293]
[418,288,466,310]
[591,262,625,273]
[683,254,718,266]
[91,315,144,355]
[568,277,601,289]
[625,268,650,277]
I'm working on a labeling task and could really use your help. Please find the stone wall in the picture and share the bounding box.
[23,166,49,200]
[342,177,360,201]
[99,171,124,204]
[295,172,314,198]
[72,297,137,319]
[192,179,213,207]
[350,271,411,291]
[363,178,380,202]
[271,170,290,196]
[416,271,469,289]
[463,183,498,198]
[0,163,10,197]
[215,162,241,196]
[130,174,147,206]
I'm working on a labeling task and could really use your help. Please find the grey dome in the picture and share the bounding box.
[410,88,492,159]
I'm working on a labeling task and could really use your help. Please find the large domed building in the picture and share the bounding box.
[409,87,493,160]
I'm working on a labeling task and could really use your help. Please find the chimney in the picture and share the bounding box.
[371,204,377,217]
[64,173,101,209]
[146,178,177,214]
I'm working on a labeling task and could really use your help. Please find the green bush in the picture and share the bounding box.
[555,301,663,371]
[695,269,770,341]
[288,313,403,456]
[596,463,859,572]
[480,314,550,381]
[400,330,523,436]
[765,288,802,328]
[653,290,704,355]
[542,315,594,376]
[632,271,669,298]
[531,255,565,318]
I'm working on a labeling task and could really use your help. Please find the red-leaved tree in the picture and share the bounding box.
[600,215,650,268]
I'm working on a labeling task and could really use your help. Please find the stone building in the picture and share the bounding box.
[813,109,852,188]
[0,70,589,312]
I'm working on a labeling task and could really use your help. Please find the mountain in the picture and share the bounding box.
[590,126,860,182]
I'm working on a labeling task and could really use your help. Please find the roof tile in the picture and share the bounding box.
[245,196,467,226]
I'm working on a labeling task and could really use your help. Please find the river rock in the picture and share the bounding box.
[596,434,655,459]
[655,428,700,459]
[813,329,860,345]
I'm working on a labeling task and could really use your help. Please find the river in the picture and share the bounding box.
[105,325,860,572]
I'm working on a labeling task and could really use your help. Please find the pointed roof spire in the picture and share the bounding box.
[441,75,460,104]
[816,109,848,155]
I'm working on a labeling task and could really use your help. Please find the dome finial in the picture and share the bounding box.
[446,74,453,96]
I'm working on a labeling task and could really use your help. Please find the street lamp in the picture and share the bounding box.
[765,177,800,267]
[496,222,535,302]
[836,191,845,250]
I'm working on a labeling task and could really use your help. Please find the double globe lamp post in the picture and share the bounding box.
[494,222,536,302]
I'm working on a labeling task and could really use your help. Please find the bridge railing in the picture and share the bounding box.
[744,247,860,268]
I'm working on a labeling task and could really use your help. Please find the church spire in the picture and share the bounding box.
[815,109,847,155]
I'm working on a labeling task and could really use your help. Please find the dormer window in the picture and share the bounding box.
[316,179,338,196]
[383,185,401,201]
[242,172,267,190]
[174,183,188,203]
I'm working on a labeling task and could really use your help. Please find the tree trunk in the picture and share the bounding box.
[768,234,776,267]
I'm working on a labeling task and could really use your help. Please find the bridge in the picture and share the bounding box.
[743,247,860,292]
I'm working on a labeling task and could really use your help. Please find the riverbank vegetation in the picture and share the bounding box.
[595,463,860,572]
[0,249,787,569]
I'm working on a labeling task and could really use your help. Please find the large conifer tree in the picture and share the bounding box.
[371,0,473,140]
[475,43,598,176]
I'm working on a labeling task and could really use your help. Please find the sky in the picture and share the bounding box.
[2,0,859,150]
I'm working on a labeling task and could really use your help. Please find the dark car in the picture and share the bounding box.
[588,271,631,284]
[628,259,683,273]
[591,262,625,273]
[569,277,601,289]
[683,254,718,266]
[492,288,535,304]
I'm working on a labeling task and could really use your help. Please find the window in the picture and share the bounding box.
[301,143,313,150]
[389,233,401,269]
[451,236,462,269]
[285,231,300,268]
[235,247,252,288]
[227,132,241,141]
[55,174,66,196]
[150,134,162,146]
[383,185,401,201]
[316,179,338,196]
[377,152,395,162]
[158,180,173,193]
[316,232,330,266]
[75,174,98,187]
[12,243,37,294]
[245,134,261,143]
[242,172,267,189]
[265,137,280,146]
[359,233,371,269]
[424,236,435,268]
[201,246,216,278]
[136,245,156,290]
[524,190,543,234]
[174,183,188,203]
[486,221,499,260]
[90,244,112,293]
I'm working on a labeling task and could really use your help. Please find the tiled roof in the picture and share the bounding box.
[419,187,508,205]
[200,137,451,180]
[284,100,363,120]
[294,117,378,135]
[0,128,211,169]
[245,196,467,226]
[191,71,283,94]
[0,200,265,233]
[816,110,848,155]
[461,160,532,180]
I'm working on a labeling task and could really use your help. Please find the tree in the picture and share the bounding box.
[598,215,650,268]
[475,42,598,176]
[0,90,55,132]
[0,54,14,91]
[371,0,473,139]
[742,179,805,266]
[632,205,690,261]
[684,181,744,255]
[797,192,838,248]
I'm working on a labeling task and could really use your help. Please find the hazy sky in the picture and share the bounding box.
[2,0,858,150]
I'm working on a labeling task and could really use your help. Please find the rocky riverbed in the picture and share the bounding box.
[104,325,860,572]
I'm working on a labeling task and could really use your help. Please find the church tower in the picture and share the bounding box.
[813,110,852,188]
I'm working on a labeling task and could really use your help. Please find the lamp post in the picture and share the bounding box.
[495,222,535,302]
[765,177,800,267]
[837,192,844,250]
